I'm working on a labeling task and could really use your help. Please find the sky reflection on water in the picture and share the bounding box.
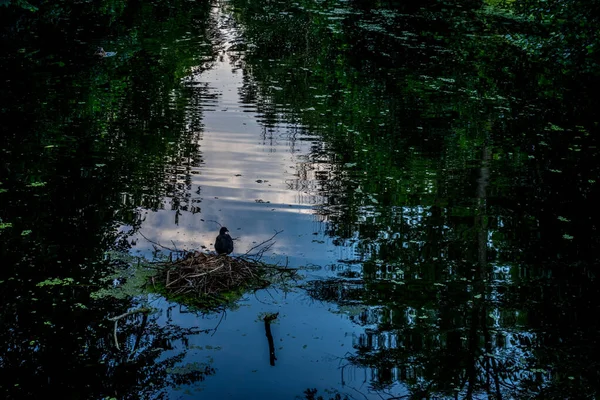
[126,44,376,398]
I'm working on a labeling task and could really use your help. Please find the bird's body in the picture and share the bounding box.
[215,227,234,255]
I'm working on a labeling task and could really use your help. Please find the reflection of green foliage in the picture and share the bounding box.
[228,0,600,398]
[36,277,75,287]
[91,253,159,300]
[482,0,600,74]
[91,251,273,311]
[151,279,246,312]
[0,0,217,398]
[1,0,38,12]
[27,181,46,187]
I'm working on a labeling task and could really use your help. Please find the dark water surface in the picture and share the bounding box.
[1,0,600,399]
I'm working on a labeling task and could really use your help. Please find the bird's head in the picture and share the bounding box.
[219,227,229,235]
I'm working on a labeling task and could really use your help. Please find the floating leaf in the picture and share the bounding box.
[36,277,75,287]
[27,181,46,187]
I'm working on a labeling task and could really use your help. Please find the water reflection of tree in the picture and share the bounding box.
[224,0,600,396]
[305,145,600,398]
[103,305,215,399]
[0,285,215,398]
[0,0,223,397]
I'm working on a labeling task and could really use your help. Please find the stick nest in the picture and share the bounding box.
[158,251,263,297]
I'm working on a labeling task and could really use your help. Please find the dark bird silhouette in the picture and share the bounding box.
[215,227,234,255]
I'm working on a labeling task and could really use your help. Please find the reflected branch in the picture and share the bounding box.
[263,312,279,366]
[108,307,152,350]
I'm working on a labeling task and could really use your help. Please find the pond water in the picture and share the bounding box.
[1,0,600,399]
[130,32,371,399]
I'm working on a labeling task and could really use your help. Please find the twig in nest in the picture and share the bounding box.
[255,242,274,260]
[186,265,224,278]
[244,229,283,256]
[138,231,185,254]
[154,244,285,306]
